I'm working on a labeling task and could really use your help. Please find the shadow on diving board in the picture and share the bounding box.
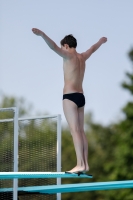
[0,180,133,194]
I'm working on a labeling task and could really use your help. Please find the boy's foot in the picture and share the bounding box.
[65,166,85,174]
[65,165,89,174]
[84,165,90,173]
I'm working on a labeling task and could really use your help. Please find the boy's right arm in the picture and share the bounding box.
[32,28,71,59]
[82,37,107,61]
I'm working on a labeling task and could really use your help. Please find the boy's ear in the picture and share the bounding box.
[64,44,69,49]
[66,44,69,49]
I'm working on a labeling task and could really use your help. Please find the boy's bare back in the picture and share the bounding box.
[63,52,85,94]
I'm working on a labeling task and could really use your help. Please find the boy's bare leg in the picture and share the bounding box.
[63,99,85,173]
[78,106,89,172]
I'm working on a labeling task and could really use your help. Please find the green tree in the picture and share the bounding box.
[109,48,133,200]
[0,95,33,117]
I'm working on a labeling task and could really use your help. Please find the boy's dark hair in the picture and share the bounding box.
[60,34,77,48]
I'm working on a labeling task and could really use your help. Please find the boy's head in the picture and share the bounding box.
[60,34,77,49]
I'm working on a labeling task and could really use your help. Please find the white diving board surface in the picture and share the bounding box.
[0,172,93,179]
[0,180,133,194]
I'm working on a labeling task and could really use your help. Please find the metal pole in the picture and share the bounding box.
[57,115,61,200]
[0,107,16,111]
[0,114,59,123]
[13,107,18,200]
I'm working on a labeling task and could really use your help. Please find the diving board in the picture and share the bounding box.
[0,180,133,194]
[0,172,93,179]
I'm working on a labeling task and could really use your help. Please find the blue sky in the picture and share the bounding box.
[0,0,133,125]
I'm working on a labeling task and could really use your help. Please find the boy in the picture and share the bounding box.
[32,28,107,173]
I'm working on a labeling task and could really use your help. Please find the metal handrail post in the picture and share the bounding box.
[13,107,18,200]
[57,114,61,200]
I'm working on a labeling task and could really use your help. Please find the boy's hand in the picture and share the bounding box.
[99,37,107,44]
[32,28,43,36]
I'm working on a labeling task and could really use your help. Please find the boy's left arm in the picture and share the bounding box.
[81,37,107,61]
[32,28,71,59]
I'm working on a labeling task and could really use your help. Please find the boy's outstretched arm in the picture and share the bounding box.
[82,37,107,61]
[32,28,71,58]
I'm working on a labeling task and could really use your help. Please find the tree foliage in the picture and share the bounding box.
[108,49,133,200]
